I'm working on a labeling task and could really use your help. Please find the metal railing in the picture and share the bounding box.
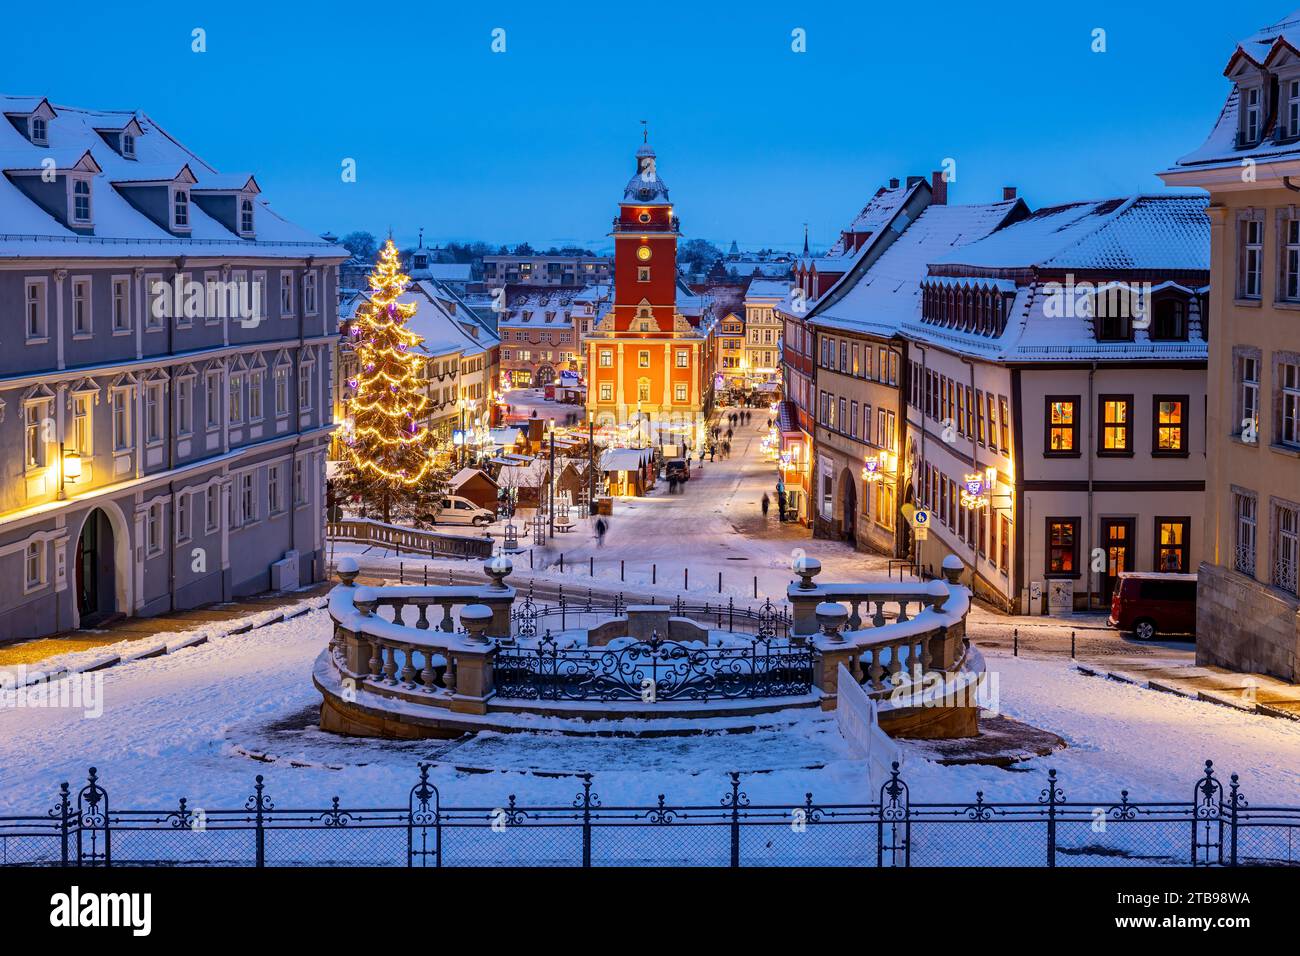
[2,761,1294,868]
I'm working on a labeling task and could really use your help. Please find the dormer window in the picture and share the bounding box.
[173,188,189,229]
[1244,86,1262,145]
[72,179,91,223]
[122,132,136,157]
[31,116,47,145]
[1286,79,1300,140]
[413,253,427,269]
[240,197,254,235]
[1151,295,1189,341]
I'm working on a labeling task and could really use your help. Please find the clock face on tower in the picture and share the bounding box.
[636,246,653,262]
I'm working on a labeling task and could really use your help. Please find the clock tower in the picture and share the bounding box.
[585,135,713,452]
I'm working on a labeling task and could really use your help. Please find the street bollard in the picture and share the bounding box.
[621,560,625,582]
[684,568,689,590]
[399,562,404,584]
[754,576,758,599]
[1071,631,1076,659]
[1014,627,1019,657]
[590,556,594,577]
[653,564,656,585]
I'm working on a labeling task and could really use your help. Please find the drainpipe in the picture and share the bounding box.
[962,356,977,583]
[1086,361,1097,612]
[169,257,184,612]
[916,345,928,571]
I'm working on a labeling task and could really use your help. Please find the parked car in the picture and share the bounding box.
[665,458,690,482]
[1108,572,1198,641]
[430,495,494,527]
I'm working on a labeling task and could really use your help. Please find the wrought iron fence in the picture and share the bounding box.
[2,761,1296,868]
[509,584,792,639]
[493,630,814,701]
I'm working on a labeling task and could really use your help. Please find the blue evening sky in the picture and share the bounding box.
[6,1,1288,253]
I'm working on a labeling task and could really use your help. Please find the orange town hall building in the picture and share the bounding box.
[584,140,714,450]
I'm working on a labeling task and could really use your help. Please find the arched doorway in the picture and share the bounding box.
[535,365,556,386]
[838,469,857,544]
[74,506,129,628]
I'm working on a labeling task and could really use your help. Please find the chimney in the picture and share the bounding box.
[889,177,900,189]
[930,171,948,206]
[1003,186,1018,201]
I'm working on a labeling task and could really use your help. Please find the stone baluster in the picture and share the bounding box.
[896,601,910,623]
[419,649,436,692]
[439,601,455,633]
[383,645,398,684]
[867,648,885,691]
[887,645,903,686]
[847,600,862,630]
[416,603,430,630]
[872,600,886,628]
[442,653,457,694]
[400,645,416,688]
[368,641,383,681]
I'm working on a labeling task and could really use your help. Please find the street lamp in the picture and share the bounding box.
[587,410,596,516]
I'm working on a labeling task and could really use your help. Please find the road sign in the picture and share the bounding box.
[913,509,931,527]
[913,526,929,541]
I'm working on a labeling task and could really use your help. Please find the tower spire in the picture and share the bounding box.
[803,223,809,257]
[640,119,648,144]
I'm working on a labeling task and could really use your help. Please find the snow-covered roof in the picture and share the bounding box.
[825,180,918,255]
[931,195,1209,273]
[746,278,792,300]
[813,200,1022,337]
[341,280,498,358]
[449,467,497,488]
[0,93,346,261]
[600,448,651,472]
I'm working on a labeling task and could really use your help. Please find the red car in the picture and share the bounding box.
[1108,572,1198,641]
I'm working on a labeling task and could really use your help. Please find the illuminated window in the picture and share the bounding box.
[674,384,687,402]
[1045,397,1078,455]
[1155,518,1190,573]
[1099,396,1132,454]
[1153,395,1187,455]
[1046,518,1079,576]
[638,350,650,368]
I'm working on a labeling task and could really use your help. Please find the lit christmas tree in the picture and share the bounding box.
[336,239,447,523]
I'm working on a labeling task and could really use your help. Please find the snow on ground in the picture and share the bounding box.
[1,603,1296,819]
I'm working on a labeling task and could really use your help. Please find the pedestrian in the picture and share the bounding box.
[668,476,677,495]
[724,440,731,458]
[761,492,770,518]
[726,427,733,441]
[595,516,607,547]
[709,444,716,462]
[777,489,788,522]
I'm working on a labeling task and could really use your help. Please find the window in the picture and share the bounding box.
[1236,353,1260,439]
[1240,218,1263,299]
[274,364,290,416]
[675,383,688,402]
[598,349,612,368]
[975,389,986,445]
[25,541,45,591]
[71,278,91,335]
[176,377,192,436]
[877,482,896,532]
[599,382,612,402]
[303,271,318,315]
[1155,517,1190,573]
[1274,502,1299,595]
[1235,492,1257,577]
[173,189,189,228]
[295,458,308,505]
[176,493,192,543]
[999,514,1011,572]
[999,397,1010,453]
[31,116,47,144]
[1151,297,1187,340]
[1244,86,1261,144]
[1046,518,1079,577]
[240,198,254,234]
[1098,396,1132,455]
[299,361,313,412]
[1288,79,1300,138]
[1153,395,1188,455]
[205,485,220,532]
[205,370,222,429]
[239,472,257,525]
[1045,397,1078,455]
[1281,361,1300,448]
[24,401,49,468]
[638,267,650,282]
[675,349,689,368]
[268,464,283,515]
[280,272,294,315]
[25,279,47,341]
[146,501,163,556]
[112,277,131,332]
[72,394,91,455]
[248,369,263,422]
[112,389,131,451]
[145,383,163,444]
[122,132,135,158]
[638,350,650,369]
[637,379,651,403]
[229,371,244,423]
[72,179,91,223]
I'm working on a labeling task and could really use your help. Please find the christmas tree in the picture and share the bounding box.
[336,239,447,523]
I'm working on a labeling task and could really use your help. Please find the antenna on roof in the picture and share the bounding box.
[640,119,648,144]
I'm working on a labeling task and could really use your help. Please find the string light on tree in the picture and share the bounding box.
[335,239,450,521]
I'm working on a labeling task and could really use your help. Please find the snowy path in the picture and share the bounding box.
[1,605,1296,817]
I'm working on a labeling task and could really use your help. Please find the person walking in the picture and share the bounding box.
[595,516,607,547]
[709,444,716,462]
[761,492,771,518]
[726,427,733,441]
[777,489,788,523]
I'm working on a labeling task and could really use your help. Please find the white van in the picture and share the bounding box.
[431,495,494,527]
